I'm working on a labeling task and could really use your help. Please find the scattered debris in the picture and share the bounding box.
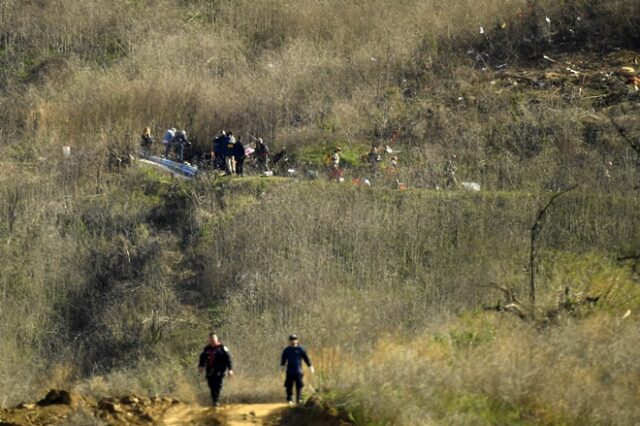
[566,67,580,76]
[16,403,35,410]
[619,66,636,77]
[462,182,481,191]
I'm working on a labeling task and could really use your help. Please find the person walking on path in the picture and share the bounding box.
[198,332,234,406]
[280,334,314,405]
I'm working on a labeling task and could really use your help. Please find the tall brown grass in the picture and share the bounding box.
[320,311,640,425]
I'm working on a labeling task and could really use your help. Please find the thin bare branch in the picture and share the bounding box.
[529,184,580,320]
[609,116,640,156]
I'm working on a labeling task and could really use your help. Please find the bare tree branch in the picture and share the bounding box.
[529,184,580,320]
[609,116,640,157]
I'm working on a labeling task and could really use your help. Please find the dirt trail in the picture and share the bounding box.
[160,403,216,425]
[0,391,350,426]
[217,403,288,426]
[160,402,287,426]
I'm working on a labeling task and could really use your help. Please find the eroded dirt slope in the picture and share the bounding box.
[0,390,350,426]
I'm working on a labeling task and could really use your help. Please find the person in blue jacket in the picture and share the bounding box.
[280,334,314,404]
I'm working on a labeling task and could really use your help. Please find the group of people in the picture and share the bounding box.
[140,127,193,162]
[210,130,246,175]
[198,333,313,406]
[141,127,280,176]
[141,126,460,186]
[210,130,273,176]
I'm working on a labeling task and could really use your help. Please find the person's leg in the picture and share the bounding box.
[295,373,304,403]
[284,374,294,402]
[207,374,224,405]
[236,159,243,176]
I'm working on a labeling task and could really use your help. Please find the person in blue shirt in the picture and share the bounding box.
[280,334,314,404]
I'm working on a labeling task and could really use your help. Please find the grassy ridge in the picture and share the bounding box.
[1,0,640,190]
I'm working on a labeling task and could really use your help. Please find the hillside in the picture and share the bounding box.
[1,1,640,425]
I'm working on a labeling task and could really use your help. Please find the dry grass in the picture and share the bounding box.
[1,1,640,422]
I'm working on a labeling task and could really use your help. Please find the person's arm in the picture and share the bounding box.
[198,349,207,374]
[280,348,287,372]
[224,347,234,376]
[301,348,314,374]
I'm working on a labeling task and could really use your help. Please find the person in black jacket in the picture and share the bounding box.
[211,130,227,171]
[255,138,270,172]
[280,334,314,404]
[233,136,246,176]
[198,332,234,406]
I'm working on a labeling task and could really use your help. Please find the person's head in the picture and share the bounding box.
[288,334,298,346]
[258,138,263,144]
[170,127,176,133]
[335,147,342,153]
[221,130,226,136]
[143,127,151,136]
[228,131,233,136]
[209,332,220,346]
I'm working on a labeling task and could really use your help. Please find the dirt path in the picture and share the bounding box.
[160,402,287,426]
[160,403,216,425]
[217,403,288,426]
[0,391,347,425]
